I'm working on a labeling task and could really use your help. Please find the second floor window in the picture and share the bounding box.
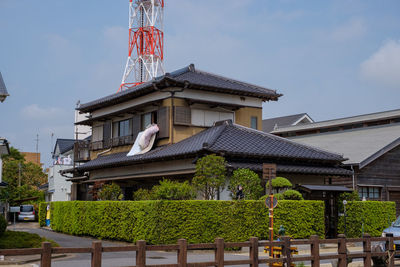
[119,120,130,137]
[251,116,258,129]
[113,119,132,137]
[141,111,157,130]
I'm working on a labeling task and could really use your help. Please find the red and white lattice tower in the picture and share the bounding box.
[119,0,165,92]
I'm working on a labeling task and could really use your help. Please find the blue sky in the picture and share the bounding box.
[1,0,399,167]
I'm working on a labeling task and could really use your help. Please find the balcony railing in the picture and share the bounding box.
[74,140,91,162]
[88,135,135,153]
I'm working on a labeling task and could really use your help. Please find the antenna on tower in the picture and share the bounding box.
[118,0,165,92]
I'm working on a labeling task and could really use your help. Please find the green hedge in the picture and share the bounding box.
[42,200,324,244]
[338,201,396,237]
[38,202,48,227]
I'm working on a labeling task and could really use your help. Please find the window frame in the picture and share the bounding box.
[250,116,258,129]
[358,186,381,200]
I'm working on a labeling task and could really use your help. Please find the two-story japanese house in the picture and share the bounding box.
[68,64,351,200]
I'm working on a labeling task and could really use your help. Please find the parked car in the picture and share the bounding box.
[18,205,36,221]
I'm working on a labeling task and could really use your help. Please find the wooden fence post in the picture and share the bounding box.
[363,233,371,267]
[91,241,102,267]
[177,239,187,267]
[282,236,291,267]
[136,240,146,267]
[41,242,52,267]
[215,238,224,267]
[387,234,395,267]
[249,237,259,267]
[337,234,347,267]
[310,235,320,267]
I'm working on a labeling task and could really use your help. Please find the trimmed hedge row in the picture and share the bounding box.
[41,200,324,244]
[39,202,47,227]
[338,201,396,237]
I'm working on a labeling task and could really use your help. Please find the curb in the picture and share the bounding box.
[0,254,67,265]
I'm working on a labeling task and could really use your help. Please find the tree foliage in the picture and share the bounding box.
[192,154,226,200]
[97,183,123,201]
[0,147,47,205]
[228,168,263,200]
[282,189,304,200]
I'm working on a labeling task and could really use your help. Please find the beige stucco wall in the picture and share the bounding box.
[235,107,262,130]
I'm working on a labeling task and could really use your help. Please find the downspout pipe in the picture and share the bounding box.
[350,165,355,190]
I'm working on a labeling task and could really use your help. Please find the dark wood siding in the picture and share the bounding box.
[355,144,400,214]
[174,106,191,125]
[157,107,170,139]
[103,120,112,148]
[132,115,141,141]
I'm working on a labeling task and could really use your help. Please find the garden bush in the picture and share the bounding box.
[152,179,196,200]
[97,183,123,200]
[266,177,292,190]
[133,188,153,200]
[43,200,324,244]
[282,190,303,200]
[338,201,396,237]
[228,168,263,200]
[0,215,7,236]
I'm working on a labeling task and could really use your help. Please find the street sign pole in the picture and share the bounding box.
[263,163,276,267]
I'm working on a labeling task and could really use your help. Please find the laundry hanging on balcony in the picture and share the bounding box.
[127,124,159,156]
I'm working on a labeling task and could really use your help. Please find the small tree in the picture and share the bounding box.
[192,154,226,200]
[282,189,304,200]
[98,183,123,201]
[266,177,292,194]
[228,168,263,200]
[152,179,196,200]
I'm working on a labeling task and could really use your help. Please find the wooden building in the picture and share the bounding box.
[271,109,400,214]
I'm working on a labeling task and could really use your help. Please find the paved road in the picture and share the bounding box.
[13,223,251,267]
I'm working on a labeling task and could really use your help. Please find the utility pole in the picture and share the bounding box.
[35,134,39,165]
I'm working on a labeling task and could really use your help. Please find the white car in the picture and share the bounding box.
[18,205,36,221]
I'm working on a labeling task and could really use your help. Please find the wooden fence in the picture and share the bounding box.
[0,234,399,267]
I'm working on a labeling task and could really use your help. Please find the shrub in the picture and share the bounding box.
[283,190,303,200]
[97,183,123,201]
[0,215,7,236]
[338,201,396,237]
[260,193,284,201]
[133,188,154,201]
[228,169,263,200]
[44,200,324,244]
[266,177,292,192]
[192,154,227,199]
[152,180,196,200]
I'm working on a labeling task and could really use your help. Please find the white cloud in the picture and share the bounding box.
[20,104,65,120]
[360,39,400,88]
[331,18,366,42]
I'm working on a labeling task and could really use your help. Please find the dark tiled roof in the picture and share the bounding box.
[262,113,312,133]
[78,64,281,112]
[0,72,9,98]
[54,139,75,155]
[227,162,352,176]
[298,184,352,192]
[76,120,346,172]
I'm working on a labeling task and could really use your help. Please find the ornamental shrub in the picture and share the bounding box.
[44,200,324,244]
[282,190,303,200]
[192,154,226,200]
[133,188,154,201]
[98,183,123,201]
[266,177,292,192]
[152,179,196,200]
[0,215,7,236]
[228,169,263,200]
[338,201,396,237]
